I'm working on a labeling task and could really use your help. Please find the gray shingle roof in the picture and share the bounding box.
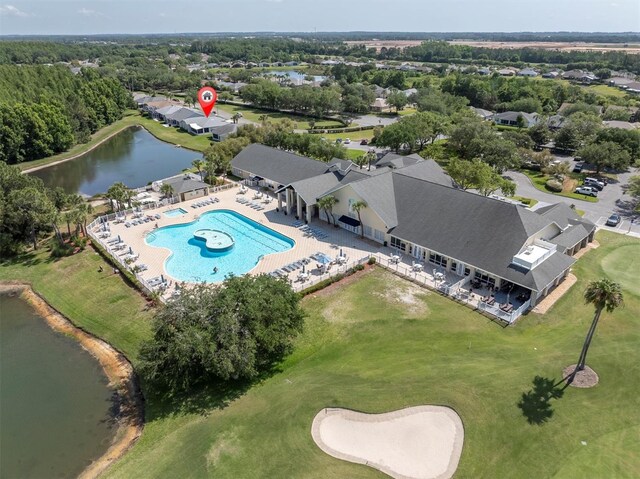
[164,176,209,195]
[388,175,569,291]
[374,152,423,169]
[287,169,369,205]
[535,203,595,231]
[394,160,454,188]
[549,224,591,249]
[165,107,204,122]
[231,144,329,186]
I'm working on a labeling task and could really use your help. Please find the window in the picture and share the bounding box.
[429,253,447,267]
[374,229,385,242]
[464,267,471,276]
[390,236,406,252]
[474,270,496,287]
[363,225,372,238]
[451,261,458,272]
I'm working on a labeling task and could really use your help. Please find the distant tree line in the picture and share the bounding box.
[0,65,131,164]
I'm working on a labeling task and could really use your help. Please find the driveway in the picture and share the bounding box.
[505,167,640,236]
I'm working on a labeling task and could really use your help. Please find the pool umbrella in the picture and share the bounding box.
[302,264,306,274]
[117,235,122,243]
[340,248,343,257]
[129,247,133,255]
[160,274,165,283]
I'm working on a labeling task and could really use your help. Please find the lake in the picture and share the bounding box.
[0,293,116,479]
[266,70,326,83]
[31,126,199,196]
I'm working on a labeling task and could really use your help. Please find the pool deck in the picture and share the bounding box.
[99,187,384,294]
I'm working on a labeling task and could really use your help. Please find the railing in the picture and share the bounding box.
[373,253,530,325]
[292,255,370,293]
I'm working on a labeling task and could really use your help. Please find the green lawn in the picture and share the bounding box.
[321,129,375,142]
[585,84,629,99]
[216,103,343,130]
[2,233,638,478]
[522,170,599,203]
[0,247,152,361]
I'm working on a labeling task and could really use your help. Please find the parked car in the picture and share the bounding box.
[573,162,584,173]
[335,138,342,144]
[584,177,605,190]
[360,139,369,145]
[344,138,351,144]
[606,214,621,226]
[575,186,598,197]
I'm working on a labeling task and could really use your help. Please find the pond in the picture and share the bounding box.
[0,293,116,479]
[266,70,326,84]
[30,126,199,197]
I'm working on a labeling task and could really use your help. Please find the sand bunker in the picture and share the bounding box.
[311,406,463,479]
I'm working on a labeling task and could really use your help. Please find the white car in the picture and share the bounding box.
[344,138,351,144]
[575,186,598,197]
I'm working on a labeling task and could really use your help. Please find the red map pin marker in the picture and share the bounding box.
[197,86,217,118]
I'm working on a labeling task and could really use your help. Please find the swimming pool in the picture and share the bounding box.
[164,208,188,218]
[146,210,294,282]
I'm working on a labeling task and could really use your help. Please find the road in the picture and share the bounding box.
[505,166,640,236]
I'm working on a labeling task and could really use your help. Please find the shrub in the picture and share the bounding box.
[71,235,88,250]
[367,256,377,265]
[545,179,563,192]
[50,241,73,258]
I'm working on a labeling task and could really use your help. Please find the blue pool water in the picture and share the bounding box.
[146,210,294,282]
[164,208,188,218]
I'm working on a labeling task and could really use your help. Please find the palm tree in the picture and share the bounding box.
[192,159,205,181]
[317,195,338,225]
[351,200,367,238]
[365,150,377,171]
[160,183,175,199]
[569,279,624,383]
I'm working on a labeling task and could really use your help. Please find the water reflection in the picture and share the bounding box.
[31,126,201,196]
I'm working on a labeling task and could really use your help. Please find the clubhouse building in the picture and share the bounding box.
[232,144,595,310]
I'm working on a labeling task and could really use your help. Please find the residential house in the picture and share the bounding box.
[402,88,418,97]
[179,115,233,136]
[477,67,492,76]
[493,111,540,128]
[230,143,595,315]
[497,68,517,77]
[547,115,566,130]
[164,107,204,127]
[370,98,391,113]
[517,68,539,77]
[562,70,598,83]
[541,71,560,79]
[470,107,494,121]
[602,120,640,130]
[608,77,636,87]
[211,123,238,142]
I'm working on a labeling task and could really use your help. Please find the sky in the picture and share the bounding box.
[0,0,638,36]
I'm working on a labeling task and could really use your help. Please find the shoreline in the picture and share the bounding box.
[0,282,144,479]
[21,124,136,174]
[22,117,203,174]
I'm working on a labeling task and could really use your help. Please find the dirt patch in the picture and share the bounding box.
[206,431,241,469]
[306,264,374,299]
[562,177,578,194]
[371,273,429,317]
[562,364,599,388]
[0,282,144,479]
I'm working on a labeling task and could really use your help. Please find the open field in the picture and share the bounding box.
[585,84,630,99]
[216,103,343,130]
[448,40,640,53]
[320,129,375,142]
[3,231,635,478]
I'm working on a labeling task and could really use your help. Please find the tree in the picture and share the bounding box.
[568,279,624,384]
[542,161,571,179]
[232,113,243,124]
[577,141,632,174]
[628,175,640,211]
[160,183,174,199]
[317,195,338,225]
[351,200,367,238]
[192,159,205,181]
[447,159,515,196]
[528,123,552,147]
[446,158,478,190]
[386,90,408,112]
[8,187,56,250]
[139,275,305,393]
[376,122,416,152]
[106,182,129,212]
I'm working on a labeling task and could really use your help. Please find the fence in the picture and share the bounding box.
[373,253,528,325]
[292,255,371,293]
